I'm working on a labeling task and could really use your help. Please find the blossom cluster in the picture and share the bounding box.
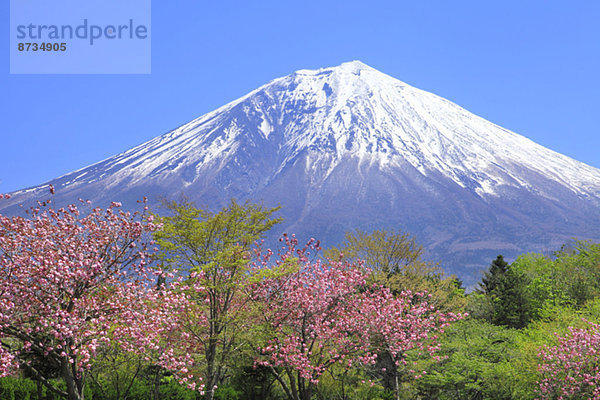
[538,320,600,399]
[252,235,463,386]
[0,195,204,394]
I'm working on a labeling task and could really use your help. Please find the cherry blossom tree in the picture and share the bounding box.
[367,289,462,400]
[252,235,462,400]
[0,192,199,400]
[537,320,600,399]
[251,236,373,400]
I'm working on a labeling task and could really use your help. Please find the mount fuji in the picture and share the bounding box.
[4,61,600,285]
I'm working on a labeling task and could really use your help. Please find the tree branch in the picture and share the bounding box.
[268,365,295,400]
[21,362,69,398]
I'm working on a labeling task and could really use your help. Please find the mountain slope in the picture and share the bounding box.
[4,61,600,285]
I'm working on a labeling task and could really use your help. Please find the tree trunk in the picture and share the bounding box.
[302,381,314,400]
[288,369,299,400]
[205,339,217,400]
[152,368,161,400]
[36,380,43,400]
[205,386,215,400]
[62,361,84,400]
[268,366,295,400]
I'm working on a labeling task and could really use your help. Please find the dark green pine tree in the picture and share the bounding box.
[496,267,531,329]
[478,255,531,329]
[479,255,509,295]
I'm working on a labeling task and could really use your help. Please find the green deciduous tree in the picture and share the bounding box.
[325,229,465,311]
[154,199,282,400]
[416,319,536,400]
[551,241,600,306]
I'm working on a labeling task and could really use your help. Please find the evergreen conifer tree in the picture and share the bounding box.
[479,255,509,295]
[478,255,531,329]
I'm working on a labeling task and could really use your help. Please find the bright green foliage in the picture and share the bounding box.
[0,377,38,400]
[0,377,97,400]
[455,244,600,400]
[510,253,569,321]
[550,241,600,306]
[86,343,150,400]
[517,302,600,397]
[154,198,282,273]
[509,242,600,319]
[153,199,282,400]
[416,319,536,400]
[0,374,224,399]
[523,299,600,348]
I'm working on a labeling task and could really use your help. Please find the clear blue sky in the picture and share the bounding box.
[2,1,599,193]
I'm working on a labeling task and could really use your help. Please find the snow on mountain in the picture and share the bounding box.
[4,61,600,285]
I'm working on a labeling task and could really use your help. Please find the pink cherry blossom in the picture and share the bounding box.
[537,320,600,399]
[0,195,202,400]
[251,235,462,400]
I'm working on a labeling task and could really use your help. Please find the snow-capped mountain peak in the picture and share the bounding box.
[4,61,600,285]
[20,60,598,202]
